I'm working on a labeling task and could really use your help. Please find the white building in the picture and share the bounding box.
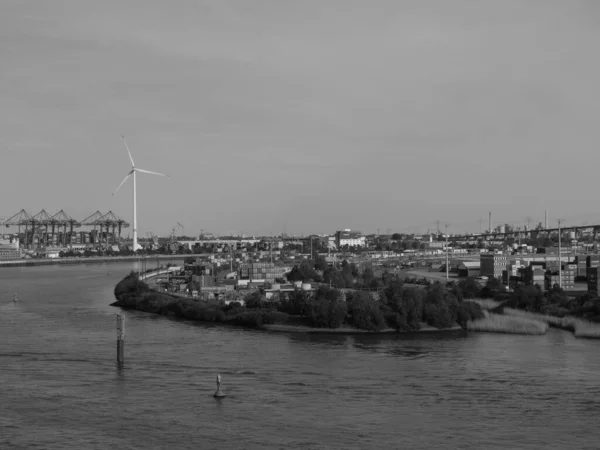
[335,229,366,247]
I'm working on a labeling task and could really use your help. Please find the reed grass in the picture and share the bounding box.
[467,312,548,335]
[503,308,600,339]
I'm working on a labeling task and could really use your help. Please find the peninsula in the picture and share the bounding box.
[111,270,484,334]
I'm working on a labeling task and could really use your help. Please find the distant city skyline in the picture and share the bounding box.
[2,1,600,236]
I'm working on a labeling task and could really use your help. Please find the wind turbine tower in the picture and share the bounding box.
[112,136,169,252]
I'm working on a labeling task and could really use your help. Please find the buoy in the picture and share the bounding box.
[13,293,18,303]
[213,389,226,398]
[213,373,225,398]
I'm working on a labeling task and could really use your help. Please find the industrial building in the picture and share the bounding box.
[335,229,366,248]
[239,262,287,281]
[0,237,21,260]
[480,254,510,279]
[457,261,481,278]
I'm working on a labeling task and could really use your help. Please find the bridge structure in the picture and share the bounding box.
[3,209,129,249]
[445,224,600,243]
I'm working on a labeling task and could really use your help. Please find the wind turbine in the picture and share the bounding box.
[112,136,169,252]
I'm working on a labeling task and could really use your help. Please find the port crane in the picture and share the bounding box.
[171,222,184,242]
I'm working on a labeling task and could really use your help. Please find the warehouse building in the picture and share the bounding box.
[457,261,481,278]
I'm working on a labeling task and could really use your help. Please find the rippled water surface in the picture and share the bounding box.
[1,262,600,449]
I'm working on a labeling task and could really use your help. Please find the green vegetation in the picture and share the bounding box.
[112,270,485,333]
[452,276,600,322]
[502,308,600,339]
[458,276,600,337]
[467,311,548,335]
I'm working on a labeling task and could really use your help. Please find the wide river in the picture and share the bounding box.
[1,262,600,449]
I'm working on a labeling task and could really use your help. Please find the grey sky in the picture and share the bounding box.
[1,0,599,236]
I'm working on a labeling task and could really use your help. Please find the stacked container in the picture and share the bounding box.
[588,267,600,297]
[561,264,576,290]
[587,255,600,270]
[523,266,545,286]
[576,255,588,280]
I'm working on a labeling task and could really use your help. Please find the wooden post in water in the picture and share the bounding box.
[116,314,125,364]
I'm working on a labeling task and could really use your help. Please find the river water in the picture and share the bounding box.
[1,262,599,449]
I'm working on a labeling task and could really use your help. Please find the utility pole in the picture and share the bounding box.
[445,224,449,282]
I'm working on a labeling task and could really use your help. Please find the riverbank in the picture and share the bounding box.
[263,323,464,334]
[466,299,600,339]
[0,254,187,268]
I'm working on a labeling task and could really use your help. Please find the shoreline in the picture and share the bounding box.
[262,323,464,335]
[0,255,188,268]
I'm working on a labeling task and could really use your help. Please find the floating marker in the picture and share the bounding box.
[214,373,225,398]
[213,390,226,398]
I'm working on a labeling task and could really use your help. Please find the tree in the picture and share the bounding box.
[314,255,328,271]
[287,259,319,282]
[279,290,310,316]
[305,287,347,328]
[392,288,423,331]
[481,278,506,298]
[455,301,484,329]
[457,277,482,299]
[244,291,265,309]
[323,266,346,288]
[422,283,458,329]
[347,291,386,331]
[361,266,376,289]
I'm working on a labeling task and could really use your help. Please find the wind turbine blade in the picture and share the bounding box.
[135,168,170,178]
[112,170,134,195]
[121,135,135,167]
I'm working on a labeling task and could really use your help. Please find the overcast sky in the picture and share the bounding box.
[1,0,600,237]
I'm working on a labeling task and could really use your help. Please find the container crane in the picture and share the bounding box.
[171,222,184,242]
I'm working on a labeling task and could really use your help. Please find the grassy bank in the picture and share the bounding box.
[502,308,600,339]
[467,310,548,335]
[463,299,600,339]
